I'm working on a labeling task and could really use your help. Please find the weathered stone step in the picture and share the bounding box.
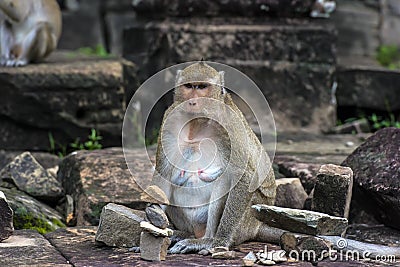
[0,52,138,151]
[124,20,336,70]
[227,60,335,132]
[0,230,70,266]
[124,20,336,133]
[337,64,400,112]
[275,132,368,161]
[132,0,315,18]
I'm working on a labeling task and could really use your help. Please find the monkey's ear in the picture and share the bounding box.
[219,71,226,94]
[175,70,182,86]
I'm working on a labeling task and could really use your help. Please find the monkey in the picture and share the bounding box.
[151,62,285,254]
[0,0,62,67]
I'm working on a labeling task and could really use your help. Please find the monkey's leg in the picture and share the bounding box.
[0,21,14,66]
[169,172,248,254]
[7,22,57,67]
[212,173,254,248]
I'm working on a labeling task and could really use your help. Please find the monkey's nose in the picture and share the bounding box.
[189,101,197,106]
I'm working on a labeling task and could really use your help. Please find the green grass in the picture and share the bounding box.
[376,45,400,69]
[67,44,113,58]
[370,113,400,130]
[49,129,103,158]
[70,129,103,151]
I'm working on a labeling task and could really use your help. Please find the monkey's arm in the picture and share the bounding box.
[0,0,29,23]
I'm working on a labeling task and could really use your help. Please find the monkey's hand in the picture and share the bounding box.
[168,238,212,254]
[198,167,223,183]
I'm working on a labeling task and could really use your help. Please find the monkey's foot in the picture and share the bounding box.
[128,246,140,253]
[1,59,28,67]
[168,238,212,254]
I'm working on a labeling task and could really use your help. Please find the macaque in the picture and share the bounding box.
[152,62,283,254]
[0,0,62,67]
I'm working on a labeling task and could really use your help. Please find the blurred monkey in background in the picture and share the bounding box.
[0,0,62,67]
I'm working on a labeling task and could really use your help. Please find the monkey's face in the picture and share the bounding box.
[179,82,214,114]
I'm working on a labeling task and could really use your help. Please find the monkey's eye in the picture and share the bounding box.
[197,84,208,89]
[184,83,192,89]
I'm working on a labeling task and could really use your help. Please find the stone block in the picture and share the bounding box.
[252,204,348,236]
[337,65,400,112]
[139,185,170,206]
[0,230,69,266]
[230,61,336,133]
[140,232,170,261]
[1,187,65,233]
[0,151,60,171]
[145,204,169,229]
[58,147,154,226]
[0,52,138,150]
[330,0,379,58]
[58,10,104,50]
[95,203,145,247]
[140,221,173,237]
[123,20,336,133]
[0,152,63,203]
[312,164,353,218]
[380,0,400,46]
[342,128,400,230]
[0,191,13,242]
[275,178,308,209]
[274,160,321,194]
[132,0,315,18]
[105,12,137,56]
[124,20,336,67]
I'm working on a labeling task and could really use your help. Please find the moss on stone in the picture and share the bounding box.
[13,206,65,234]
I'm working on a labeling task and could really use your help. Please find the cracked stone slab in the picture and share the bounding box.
[0,230,70,267]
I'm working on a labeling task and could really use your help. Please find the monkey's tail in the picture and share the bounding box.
[255,223,287,244]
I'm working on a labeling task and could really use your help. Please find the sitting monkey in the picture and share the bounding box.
[0,0,61,67]
[152,62,284,254]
